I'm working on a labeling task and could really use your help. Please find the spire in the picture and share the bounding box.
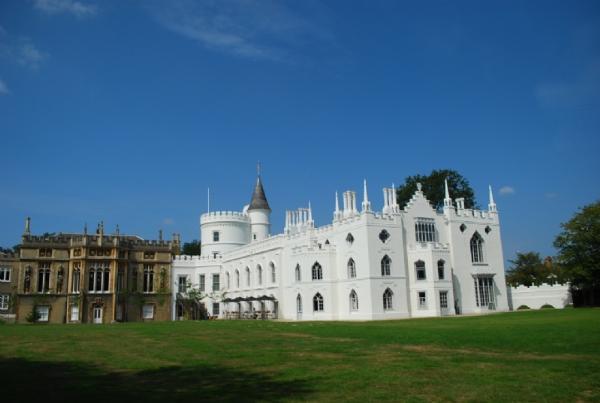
[248,174,271,211]
[362,180,371,212]
[24,217,31,236]
[443,179,453,210]
[488,185,497,213]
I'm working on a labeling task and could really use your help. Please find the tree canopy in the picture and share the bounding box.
[505,251,565,287]
[182,239,201,256]
[554,200,600,291]
[396,169,478,211]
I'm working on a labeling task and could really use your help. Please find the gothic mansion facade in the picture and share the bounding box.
[172,176,509,320]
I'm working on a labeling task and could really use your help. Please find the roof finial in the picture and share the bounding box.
[258,161,261,176]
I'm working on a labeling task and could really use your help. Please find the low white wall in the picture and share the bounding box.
[507,284,572,310]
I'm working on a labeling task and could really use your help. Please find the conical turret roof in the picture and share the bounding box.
[248,175,271,211]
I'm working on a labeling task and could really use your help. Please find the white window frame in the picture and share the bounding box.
[415,260,426,280]
[142,304,154,319]
[0,267,11,282]
[418,291,427,309]
[470,232,484,263]
[474,276,495,308]
[348,259,356,278]
[178,276,187,293]
[38,262,51,293]
[37,306,49,322]
[257,265,262,286]
[313,293,324,311]
[212,274,220,291]
[437,260,445,280]
[295,264,301,282]
[70,305,79,321]
[296,294,303,313]
[213,231,220,242]
[381,255,391,276]
[312,262,323,281]
[89,262,110,293]
[0,294,9,310]
[440,291,448,309]
[270,262,276,283]
[212,303,220,316]
[415,218,437,243]
[383,288,394,310]
[199,274,206,292]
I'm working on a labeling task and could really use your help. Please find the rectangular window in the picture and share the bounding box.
[38,262,51,293]
[178,276,187,293]
[199,275,205,292]
[143,264,154,293]
[37,306,49,322]
[142,304,154,319]
[438,261,445,280]
[212,303,220,316]
[88,262,110,293]
[0,267,11,282]
[440,291,448,309]
[213,232,219,242]
[212,274,220,291]
[0,294,9,310]
[415,218,437,243]
[474,277,495,308]
[418,292,427,308]
[70,305,79,321]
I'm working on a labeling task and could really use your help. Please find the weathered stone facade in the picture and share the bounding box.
[1,218,180,324]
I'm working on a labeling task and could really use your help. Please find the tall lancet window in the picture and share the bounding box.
[470,232,484,263]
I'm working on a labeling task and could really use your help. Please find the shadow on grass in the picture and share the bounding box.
[0,358,313,402]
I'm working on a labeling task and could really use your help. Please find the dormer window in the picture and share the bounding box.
[415,218,437,242]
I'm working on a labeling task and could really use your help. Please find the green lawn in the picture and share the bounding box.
[1,309,599,402]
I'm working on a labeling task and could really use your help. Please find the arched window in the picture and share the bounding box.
[381,255,391,276]
[270,262,276,283]
[313,293,324,311]
[257,265,262,286]
[297,294,302,313]
[295,264,301,282]
[226,272,231,289]
[312,262,322,280]
[470,232,484,262]
[350,290,359,311]
[437,260,445,280]
[415,260,426,280]
[383,288,394,310]
[245,267,251,287]
[346,233,354,245]
[235,270,240,288]
[348,258,356,278]
[117,264,124,291]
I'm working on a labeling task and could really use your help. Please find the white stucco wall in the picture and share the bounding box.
[507,284,572,310]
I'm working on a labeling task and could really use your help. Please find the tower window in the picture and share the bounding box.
[415,218,436,242]
[213,232,219,242]
[415,260,426,280]
[379,230,390,243]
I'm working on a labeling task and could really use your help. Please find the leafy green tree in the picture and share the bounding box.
[25,302,41,324]
[182,239,201,256]
[396,169,478,211]
[506,252,565,286]
[554,200,600,294]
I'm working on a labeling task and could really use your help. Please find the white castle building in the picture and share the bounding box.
[171,174,509,321]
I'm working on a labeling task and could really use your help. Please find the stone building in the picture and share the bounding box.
[0,219,180,324]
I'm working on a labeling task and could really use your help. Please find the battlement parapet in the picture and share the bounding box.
[22,235,70,245]
[291,243,337,255]
[173,255,220,265]
[0,252,19,260]
[315,224,334,234]
[201,211,250,224]
[453,208,495,220]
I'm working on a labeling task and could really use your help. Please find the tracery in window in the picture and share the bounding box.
[415,260,426,280]
[350,290,359,311]
[89,262,110,293]
[474,277,495,308]
[297,294,302,313]
[415,218,436,242]
[312,262,323,281]
[381,255,391,276]
[379,230,390,243]
[313,293,324,311]
[348,258,356,278]
[470,232,484,263]
[295,264,301,282]
[383,288,394,310]
[346,233,354,245]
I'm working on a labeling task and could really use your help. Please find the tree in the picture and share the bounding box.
[25,302,41,324]
[506,252,565,287]
[182,239,201,256]
[396,169,478,211]
[554,200,600,301]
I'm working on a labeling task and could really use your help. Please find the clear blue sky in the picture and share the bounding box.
[1,0,599,267]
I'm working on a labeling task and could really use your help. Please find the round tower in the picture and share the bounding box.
[200,212,251,258]
[247,174,271,242]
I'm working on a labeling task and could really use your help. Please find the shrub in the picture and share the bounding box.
[540,304,555,309]
[517,305,531,310]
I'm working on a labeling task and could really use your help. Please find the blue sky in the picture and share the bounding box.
[1,0,598,267]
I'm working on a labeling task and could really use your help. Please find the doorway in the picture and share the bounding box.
[93,306,102,324]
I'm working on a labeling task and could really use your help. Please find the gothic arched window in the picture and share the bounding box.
[348,258,356,278]
[350,290,359,311]
[313,293,324,311]
[383,288,394,310]
[295,264,301,282]
[381,255,391,276]
[470,232,484,263]
[312,262,323,281]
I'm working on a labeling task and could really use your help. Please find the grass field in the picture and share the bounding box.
[1,309,599,402]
